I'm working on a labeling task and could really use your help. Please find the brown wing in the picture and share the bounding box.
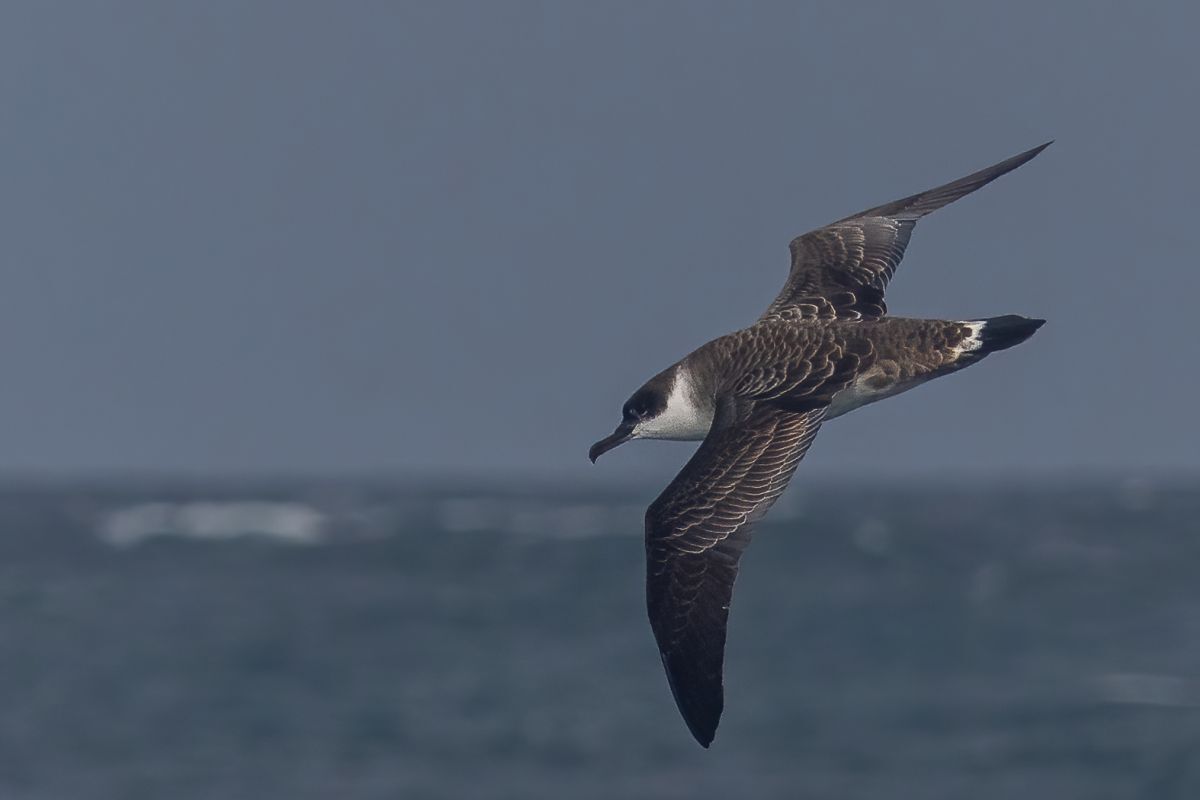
[645,403,825,747]
[762,141,1051,322]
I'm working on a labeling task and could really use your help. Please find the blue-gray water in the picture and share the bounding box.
[2,478,1198,798]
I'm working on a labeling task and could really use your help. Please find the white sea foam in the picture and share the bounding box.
[96,493,649,548]
[98,501,326,547]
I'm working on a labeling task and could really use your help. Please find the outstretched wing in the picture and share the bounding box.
[762,141,1051,322]
[645,403,825,747]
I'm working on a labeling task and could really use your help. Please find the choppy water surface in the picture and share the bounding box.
[1,478,1198,799]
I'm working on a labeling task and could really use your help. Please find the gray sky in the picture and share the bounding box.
[2,2,1197,481]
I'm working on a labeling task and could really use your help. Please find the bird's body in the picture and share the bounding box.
[589,143,1051,747]
[647,316,1010,433]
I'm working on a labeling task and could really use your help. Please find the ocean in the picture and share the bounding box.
[1,477,1198,799]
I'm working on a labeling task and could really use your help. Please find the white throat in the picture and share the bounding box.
[634,367,713,441]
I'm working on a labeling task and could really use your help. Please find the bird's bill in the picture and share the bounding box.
[589,423,635,462]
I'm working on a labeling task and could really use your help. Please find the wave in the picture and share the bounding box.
[91,493,652,548]
[97,501,327,547]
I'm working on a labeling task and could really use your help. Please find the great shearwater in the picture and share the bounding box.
[589,142,1050,747]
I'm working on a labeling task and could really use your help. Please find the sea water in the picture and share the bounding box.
[0,477,1198,799]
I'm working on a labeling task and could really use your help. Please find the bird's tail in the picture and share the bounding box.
[970,314,1046,355]
[949,314,1045,371]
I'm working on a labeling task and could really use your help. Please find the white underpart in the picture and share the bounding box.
[634,366,713,441]
[826,382,874,419]
[952,321,986,359]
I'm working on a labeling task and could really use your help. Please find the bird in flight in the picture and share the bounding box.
[589,142,1050,747]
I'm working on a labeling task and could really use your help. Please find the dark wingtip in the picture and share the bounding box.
[848,139,1055,223]
[1021,139,1054,162]
[984,139,1054,180]
[661,652,723,748]
[683,709,718,748]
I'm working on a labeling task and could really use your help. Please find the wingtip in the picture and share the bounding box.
[1008,140,1054,168]
[661,651,724,748]
[1030,139,1054,156]
[686,717,717,748]
[844,138,1055,223]
[678,704,721,748]
[680,701,721,747]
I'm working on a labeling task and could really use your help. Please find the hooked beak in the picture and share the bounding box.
[589,423,635,463]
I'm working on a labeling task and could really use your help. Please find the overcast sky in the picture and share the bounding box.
[2,2,1197,481]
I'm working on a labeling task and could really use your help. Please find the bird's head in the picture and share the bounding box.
[590,366,714,462]
[588,384,668,462]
